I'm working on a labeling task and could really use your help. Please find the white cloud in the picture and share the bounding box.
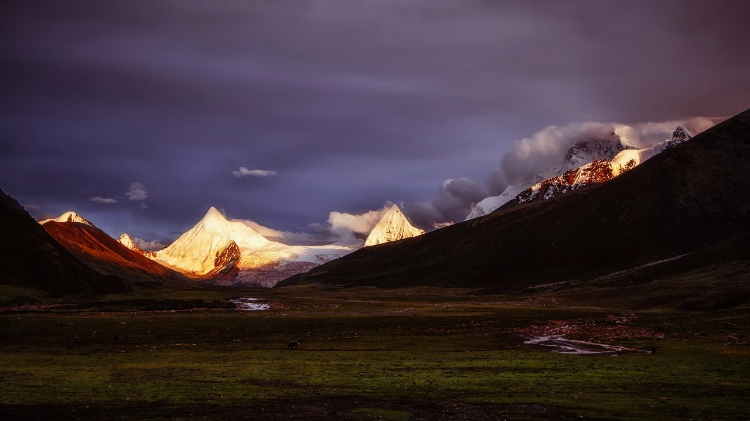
[126,182,148,201]
[328,205,390,236]
[232,204,393,246]
[409,178,487,226]
[487,116,722,195]
[410,115,724,226]
[89,196,117,204]
[433,221,453,229]
[237,219,335,246]
[132,237,166,252]
[232,167,277,178]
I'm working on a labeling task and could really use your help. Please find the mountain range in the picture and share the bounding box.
[2,108,748,309]
[0,202,425,291]
[280,109,750,308]
[467,126,693,218]
[149,203,424,286]
[145,206,351,287]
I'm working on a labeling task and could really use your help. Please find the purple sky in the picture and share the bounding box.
[2,0,749,246]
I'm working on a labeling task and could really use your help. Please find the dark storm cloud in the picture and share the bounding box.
[411,178,488,227]
[2,0,749,242]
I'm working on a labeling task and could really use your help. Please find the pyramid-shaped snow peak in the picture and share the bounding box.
[151,207,269,276]
[40,211,93,226]
[364,205,425,247]
[118,233,144,254]
[195,207,269,249]
[147,207,357,285]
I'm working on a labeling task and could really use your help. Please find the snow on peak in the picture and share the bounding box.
[202,206,227,223]
[666,126,692,148]
[364,204,424,247]
[466,182,532,220]
[118,233,144,254]
[192,206,269,249]
[151,207,272,276]
[467,125,696,218]
[467,138,624,221]
[465,126,694,221]
[40,211,92,226]
[564,138,623,170]
[150,207,357,284]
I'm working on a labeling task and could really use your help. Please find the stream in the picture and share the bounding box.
[525,335,647,355]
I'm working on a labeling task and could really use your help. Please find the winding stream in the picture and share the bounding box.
[230,297,270,311]
[525,335,646,355]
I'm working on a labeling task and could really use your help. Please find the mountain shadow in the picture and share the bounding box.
[0,188,128,296]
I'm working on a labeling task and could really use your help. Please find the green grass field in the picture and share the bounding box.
[0,287,748,420]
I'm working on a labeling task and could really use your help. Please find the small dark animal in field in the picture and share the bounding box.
[113,333,119,342]
[288,341,299,350]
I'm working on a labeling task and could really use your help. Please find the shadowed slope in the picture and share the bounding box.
[280,109,750,297]
[44,221,191,286]
[0,189,128,296]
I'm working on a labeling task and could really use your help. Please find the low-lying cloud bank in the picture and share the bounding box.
[409,178,487,229]
[413,116,722,226]
[237,204,392,247]
[132,237,167,252]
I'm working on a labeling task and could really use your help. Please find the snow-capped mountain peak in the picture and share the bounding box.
[665,126,692,149]
[466,126,694,220]
[118,233,144,254]
[364,204,425,247]
[150,206,355,285]
[40,211,92,226]
[202,206,227,226]
[563,137,624,170]
[466,138,623,220]
[151,207,248,277]
[193,207,269,249]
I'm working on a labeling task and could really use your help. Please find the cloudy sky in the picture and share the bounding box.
[2,0,749,247]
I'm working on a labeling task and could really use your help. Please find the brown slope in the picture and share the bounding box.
[0,188,128,296]
[43,221,192,286]
[279,108,750,295]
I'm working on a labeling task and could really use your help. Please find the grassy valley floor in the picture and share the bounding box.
[0,286,748,420]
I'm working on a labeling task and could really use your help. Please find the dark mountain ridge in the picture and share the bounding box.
[0,188,128,296]
[279,108,750,298]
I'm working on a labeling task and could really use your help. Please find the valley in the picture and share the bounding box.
[4,2,750,419]
[0,286,748,420]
